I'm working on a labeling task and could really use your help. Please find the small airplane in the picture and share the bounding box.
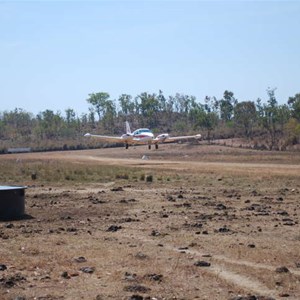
[84,122,201,150]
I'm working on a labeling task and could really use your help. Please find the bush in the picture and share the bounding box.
[146,175,153,182]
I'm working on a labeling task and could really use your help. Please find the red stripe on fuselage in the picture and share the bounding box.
[134,134,152,138]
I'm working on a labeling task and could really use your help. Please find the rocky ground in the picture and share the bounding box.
[0,143,300,300]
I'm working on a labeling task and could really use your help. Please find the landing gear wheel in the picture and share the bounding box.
[155,144,158,150]
[148,144,151,150]
[125,144,129,149]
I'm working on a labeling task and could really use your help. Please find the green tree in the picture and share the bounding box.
[194,102,218,141]
[285,118,300,145]
[288,93,300,121]
[118,94,134,115]
[63,108,77,137]
[175,93,192,114]
[86,92,110,121]
[102,99,116,132]
[88,108,96,128]
[65,108,76,124]
[234,101,257,138]
[189,98,202,125]
[157,90,167,111]
[2,108,33,140]
[0,113,7,139]
[217,90,237,123]
[136,92,160,127]
[36,110,64,139]
[277,104,290,132]
[258,88,280,149]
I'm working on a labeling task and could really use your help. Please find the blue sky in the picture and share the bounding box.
[1,0,299,116]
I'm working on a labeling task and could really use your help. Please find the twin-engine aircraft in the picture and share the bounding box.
[84,122,201,150]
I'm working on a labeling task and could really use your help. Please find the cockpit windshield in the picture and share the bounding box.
[133,128,152,135]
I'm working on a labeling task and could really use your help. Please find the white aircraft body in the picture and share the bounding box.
[84,121,201,149]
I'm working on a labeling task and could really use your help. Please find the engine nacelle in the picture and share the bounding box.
[156,133,169,141]
[121,133,133,140]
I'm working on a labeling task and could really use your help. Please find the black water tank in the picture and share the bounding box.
[0,186,26,220]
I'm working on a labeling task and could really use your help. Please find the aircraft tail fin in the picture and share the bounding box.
[125,121,131,134]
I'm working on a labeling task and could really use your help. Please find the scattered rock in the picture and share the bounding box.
[135,252,148,260]
[194,261,211,267]
[129,295,144,300]
[146,273,163,282]
[166,195,175,202]
[0,264,7,271]
[123,217,140,223]
[192,222,203,228]
[120,198,136,203]
[60,215,72,220]
[275,266,290,273]
[250,190,259,196]
[89,198,106,204]
[61,271,70,279]
[111,187,124,192]
[124,284,150,293]
[5,223,14,229]
[107,225,122,232]
[80,267,95,274]
[178,246,189,251]
[14,297,26,300]
[218,226,231,233]
[283,219,295,226]
[229,296,275,300]
[74,256,87,263]
[0,273,26,287]
[66,227,77,232]
[216,203,227,210]
[277,210,288,216]
[202,254,212,258]
[150,230,160,236]
[124,272,137,281]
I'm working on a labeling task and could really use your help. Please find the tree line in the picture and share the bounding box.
[0,89,300,152]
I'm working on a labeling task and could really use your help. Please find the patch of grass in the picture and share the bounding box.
[0,159,142,185]
[146,174,153,182]
[115,173,129,180]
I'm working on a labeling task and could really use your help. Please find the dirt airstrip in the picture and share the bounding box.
[0,143,300,300]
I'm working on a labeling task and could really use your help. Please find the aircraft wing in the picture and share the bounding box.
[84,133,130,144]
[153,133,201,144]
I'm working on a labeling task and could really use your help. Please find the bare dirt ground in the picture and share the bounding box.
[0,143,300,300]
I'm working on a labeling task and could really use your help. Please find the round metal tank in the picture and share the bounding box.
[0,186,26,220]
